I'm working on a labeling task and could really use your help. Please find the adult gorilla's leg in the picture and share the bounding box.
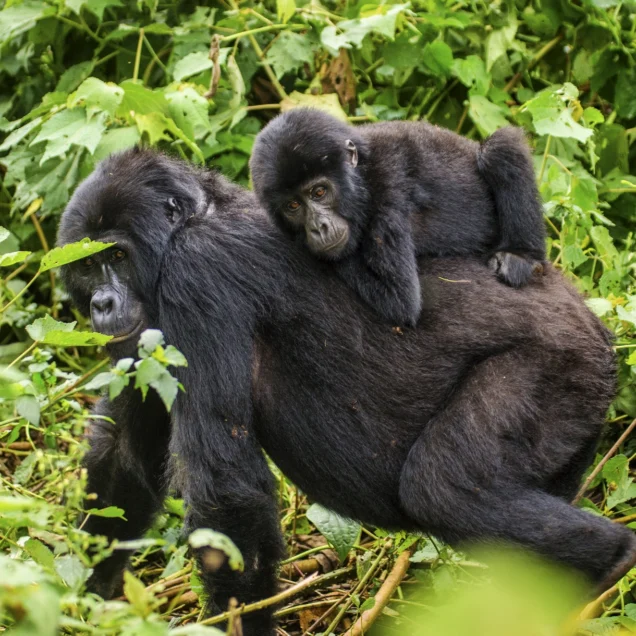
[170,410,284,635]
[399,352,636,590]
[83,391,171,599]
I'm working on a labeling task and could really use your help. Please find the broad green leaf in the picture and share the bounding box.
[26,315,75,341]
[307,503,360,562]
[227,55,246,110]
[138,329,165,356]
[421,41,453,78]
[453,55,490,96]
[0,2,53,42]
[24,538,55,573]
[69,77,124,117]
[602,455,636,509]
[66,0,123,20]
[117,80,170,117]
[0,227,9,243]
[277,0,295,23]
[30,108,106,164]
[166,88,212,141]
[55,554,90,590]
[585,298,613,317]
[524,86,593,143]
[40,330,113,347]
[84,371,117,391]
[589,226,618,261]
[485,21,517,71]
[281,92,348,122]
[16,395,40,425]
[173,52,214,82]
[188,528,244,572]
[266,32,315,79]
[124,570,154,618]
[615,68,636,119]
[93,126,141,161]
[161,345,188,367]
[0,116,44,152]
[616,305,636,328]
[468,95,509,136]
[0,251,31,267]
[39,239,114,272]
[321,4,409,55]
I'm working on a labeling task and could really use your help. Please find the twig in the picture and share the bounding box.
[578,583,619,621]
[323,540,391,635]
[343,549,412,636]
[573,418,636,504]
[199,566,354,626]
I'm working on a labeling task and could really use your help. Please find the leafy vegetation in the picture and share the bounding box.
[1,0,635,632]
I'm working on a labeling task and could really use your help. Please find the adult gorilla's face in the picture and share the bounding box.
[57,148,208,358]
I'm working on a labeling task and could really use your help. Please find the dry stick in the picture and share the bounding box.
[323,540,392,636]
[199,566,354,626]
[343,549,413,636]
[573,418,636,504]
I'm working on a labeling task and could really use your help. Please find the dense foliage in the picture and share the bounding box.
[0,0,635,632]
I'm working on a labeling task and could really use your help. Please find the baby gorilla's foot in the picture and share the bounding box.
[489,251,544,288]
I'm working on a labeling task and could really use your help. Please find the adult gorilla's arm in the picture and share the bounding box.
[158,213,286,631]
[82,389,170,598]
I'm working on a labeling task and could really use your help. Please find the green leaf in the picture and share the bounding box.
[615,68,636,119]
[117,80,170,117]
[0,2,53,42]
[39,239,114,272]
[16,395,40,425]
[30,108,106,164]
[453,55,490,96]
[40,330,113,347]
[616,305,636,328]
[69,77,124,117]
[86,506,126,518]
[306,503,360,562]
[166,87,212,141]
[173,52,214,82]
[24,538,55,573]
[585,298,613,317]
[281,92,349,122]
[485,21,517,71]
[0,251,31,267]
[0,227,10,243]
[26,315,75,341]
[277,0,295,23]
[524,86,593,143]
[124,570,153,618]
[188,528,244,572]
[227,55,246,110]
[589,226,618,261]
[93,126,141,162]
[468,95,509,136]
[421,41,453,78]
[138,329,165,356]
[266,32,315,79]
[162,345,188,367]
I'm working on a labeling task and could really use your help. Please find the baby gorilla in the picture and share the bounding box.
[250,109,546,326]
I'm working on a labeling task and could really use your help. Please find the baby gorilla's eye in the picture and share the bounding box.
[312,185,327,199]
[111,249,126,262]
[287,200,301,212]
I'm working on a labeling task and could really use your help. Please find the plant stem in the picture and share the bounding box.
[7,341,37,369]
[220,23,302,43]
[323,540,391,635]
[0,272,39,313]
[573,417,636,504]
[133,28,145,82]
[538,135,551,184]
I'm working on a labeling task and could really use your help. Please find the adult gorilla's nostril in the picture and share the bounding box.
[91,292,114,315]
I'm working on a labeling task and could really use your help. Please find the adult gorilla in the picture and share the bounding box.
[58,149,636,634]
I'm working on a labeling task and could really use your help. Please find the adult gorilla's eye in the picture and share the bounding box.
[312,185,327,199]
[287,200,301,212]
[83,257,95,268]
[111,249,126,262]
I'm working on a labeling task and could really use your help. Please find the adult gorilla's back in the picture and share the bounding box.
[58,149,635,635]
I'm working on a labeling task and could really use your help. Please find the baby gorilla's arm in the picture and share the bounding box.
[336,211,422,327]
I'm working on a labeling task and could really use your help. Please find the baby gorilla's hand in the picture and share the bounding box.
[488,251,544,288]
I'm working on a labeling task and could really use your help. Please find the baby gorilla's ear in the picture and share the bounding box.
[345,139,358,168]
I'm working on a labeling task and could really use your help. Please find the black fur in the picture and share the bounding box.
[58,149,635,635]
[250,109,546,325]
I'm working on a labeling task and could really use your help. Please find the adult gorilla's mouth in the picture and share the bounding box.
[107,321,144,344]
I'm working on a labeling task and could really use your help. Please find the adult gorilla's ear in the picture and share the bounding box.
[345,139,358,168]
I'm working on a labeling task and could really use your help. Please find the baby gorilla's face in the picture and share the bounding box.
[280,176,351,259]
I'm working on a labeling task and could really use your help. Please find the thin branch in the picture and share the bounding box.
[343,549,412,636]
[573,418,636,504]
[199,566,354,626]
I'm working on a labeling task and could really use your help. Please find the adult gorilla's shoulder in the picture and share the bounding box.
[57,149,634,635]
